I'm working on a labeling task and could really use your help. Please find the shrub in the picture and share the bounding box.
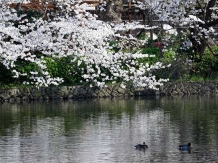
[44,56,86,86]
[161,50,176,64]
[139,47,160,64]
[190,46,218,79]
[0,63,15,86]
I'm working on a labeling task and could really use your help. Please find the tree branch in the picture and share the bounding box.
[205,0,217,21]
[196,0,205,20]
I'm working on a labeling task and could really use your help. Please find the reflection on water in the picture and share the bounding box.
[0,96,218,162]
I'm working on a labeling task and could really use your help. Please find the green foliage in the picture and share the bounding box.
[44,56,86,85]
[189,75,205,81]
[109,40,117,46]
[17,10,43,23]
[139,47,160,64]
[189,47,218,79]
[141,47,160,55]
[14,58,40,84]
[137,32,148,40]
[108,40,121,52]
[153,56,191,81]
[161,50,176,64]
[0,63,16,87]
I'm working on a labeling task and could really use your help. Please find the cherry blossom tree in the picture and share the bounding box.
[135,0,218,56]
[0,0,168,89]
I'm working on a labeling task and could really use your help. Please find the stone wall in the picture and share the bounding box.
[160,81,218,96]
[0,81,218,102]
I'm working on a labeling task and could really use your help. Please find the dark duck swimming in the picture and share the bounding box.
[179,143,191,151]
[135,142,148,150]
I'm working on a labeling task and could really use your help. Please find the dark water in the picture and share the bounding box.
[0,95,218,163]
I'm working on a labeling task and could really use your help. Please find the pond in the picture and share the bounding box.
[0,95,218,163]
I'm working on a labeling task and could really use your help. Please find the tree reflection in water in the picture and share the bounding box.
[0,96,218,162]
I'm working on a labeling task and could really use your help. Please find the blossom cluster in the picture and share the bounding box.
[134,0,218,50]
[0,1,168,89]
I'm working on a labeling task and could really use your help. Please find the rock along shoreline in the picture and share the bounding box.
[0,81,218,103]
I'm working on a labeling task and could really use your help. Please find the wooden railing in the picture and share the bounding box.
[8,2,55,12]
[8,0,100,12]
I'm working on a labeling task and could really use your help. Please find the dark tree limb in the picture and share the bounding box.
[205,0,217,21]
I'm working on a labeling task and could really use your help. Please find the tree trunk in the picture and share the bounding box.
[105,0,123,23]
[190,0,217,56]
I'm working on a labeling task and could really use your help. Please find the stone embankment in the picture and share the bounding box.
[0,81,217,102]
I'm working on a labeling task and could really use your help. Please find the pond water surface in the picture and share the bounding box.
[0,95,218,163]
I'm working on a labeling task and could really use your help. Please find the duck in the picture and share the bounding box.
[179,142,191,151]
[135,142,148,150]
